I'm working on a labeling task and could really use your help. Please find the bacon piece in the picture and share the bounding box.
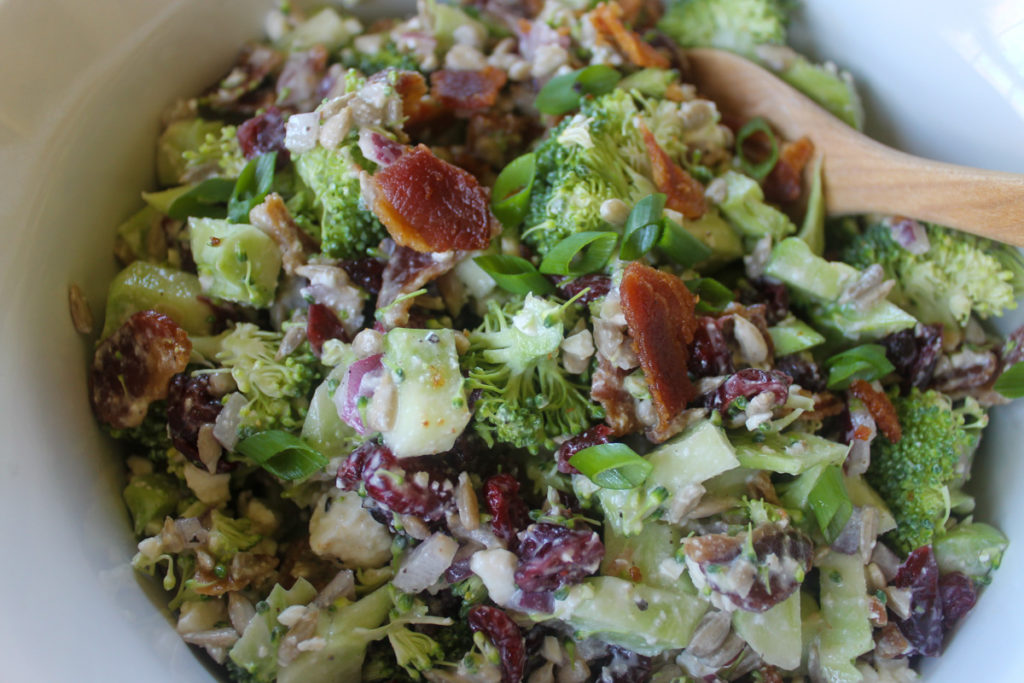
[640,122,706,219]
[375,240,457,329]
[590,2,669,69]
[276,45,329,111]
[380,69,439,125]
[619,262,697,426]
[591,356,643,436]
[368,144,495,253]
[763,136,814,204]
[849,379,902,443]
[431,67,508,114]
[90,310,192,429]
[248,193,316,275]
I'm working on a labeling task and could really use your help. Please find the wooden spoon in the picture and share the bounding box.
[685,47,1024,246]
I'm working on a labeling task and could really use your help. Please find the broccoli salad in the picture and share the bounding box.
[81,1,1024,682]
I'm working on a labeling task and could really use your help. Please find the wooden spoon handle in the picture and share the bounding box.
[824,133,1024,246]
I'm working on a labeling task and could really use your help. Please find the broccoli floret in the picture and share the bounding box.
[658,0,789,57]
[523,90,657,255]
[207,509,261,561]
[388,627,445,679]
[208,323,323,434]
[866,389,987,555]
[342,39,421,75]
[108,400,173,460]
[123,473,181,536]
[294,144,388,260]
[463,294,604,453]
[157,118,245,186]
[840,219,1024,328]
[225,659,266,683]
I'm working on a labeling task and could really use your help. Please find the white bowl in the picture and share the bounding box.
[0,1,1020,681]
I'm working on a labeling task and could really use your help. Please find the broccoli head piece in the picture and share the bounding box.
[342,39,421,75]
[463,294,604,453]
[866,388,987,555]
[210,323,323,434]
[294,144,388,260]
[658,0,789,57]
[840,219,1024,328]
[523,89,656,255]
[157,118,245,186]
[207,509,262,561]
[108,400,173,461]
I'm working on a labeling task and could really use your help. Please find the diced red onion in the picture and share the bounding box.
[393,532,459,593]
[334,353,384,434]
[358,128,405,167]
[890,218,930,255]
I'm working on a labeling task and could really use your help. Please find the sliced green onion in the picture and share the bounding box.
[808,464,853,544]
[535,65,622,115]
[539,231,618,276]
[228,151,277,223]
[686,277,734,313]
[473,254,555,295]
[735,116,779,181]
[825,344,895,390]
[167,177,235,220]
[994,361,1024,398]
[235,430,328,482]
[620,193,666,261]
[657,217,712,267]
[492,153,536,230]
[569,442,652,490]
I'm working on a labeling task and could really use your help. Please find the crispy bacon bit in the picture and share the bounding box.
[849,379,902,443]
[592,357,643,436]
[431,67,508,114]
[369,145,495,253]
[618,0,663,27]
[639,122,706,219]
[371,69,438,125]
[248,193,316,274]
[620,262,697,425]
[763,137,815,204]
[590,2,669,68]
[375,240,457,329]
[205,44,282,115]
[90,311,191,429]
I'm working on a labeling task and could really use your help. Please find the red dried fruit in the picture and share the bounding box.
[709,368,792,414]
[620,262,698,425]
[166,374,232,471]
[891,545,944,657]
[467,605,526,683]
[369,145,495,253]
[337,442,454,522]
[485,474,530,548]
[236,106,287,159]
[306,303,349,356]
[939,571,977,625]
[849,379,902,443]
[555,424,613,474]
[340,257,385,296]
[882,324,943,392]
[513,522,604,592]
[555,273,612,305]
[90,310,191,429]
[430,67,508,113]
[689,316,734,378]
[640,122,706,219]
[775,353,826,393]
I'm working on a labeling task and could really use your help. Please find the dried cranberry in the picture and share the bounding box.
[337,442,454,522]
[555,424,613,474]
[882,324,942,392]
[340,257,386,296]
[236,106,287,159]
[891,545,944,657]
[939,571,977,626]
[485,474,530,548]
[467,605,525,683]
[709,368,792,413]
[556,274,612,304]
[595,645,653,683]
[514,522,604,593]
[774,353,826,392]
[166,374,234,471]
[689,316,734,378]
[306,303,348,356]
[737,277,789,325]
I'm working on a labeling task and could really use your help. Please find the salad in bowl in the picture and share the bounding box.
[79,1,1022,681]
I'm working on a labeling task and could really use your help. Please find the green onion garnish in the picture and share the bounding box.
[569,442,653,490]
[994,361,1024,398]
[535,65,622,116]
[227,151,277,223]
[807,464,853,544]
[686,277,734,313]
[235,430,328,482]
[539,231,618,276]
[825,344,895,390]
[657,217,712,267]
[491,153,536,230]
[167,178,235,220]
[620,193,666,261]
[735,116,779,181]
[473,254,555,295]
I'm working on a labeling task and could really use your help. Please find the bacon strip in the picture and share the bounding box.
[368,144,496,253]
[849,379,902,443]
[763,136,814,204]
[639,122,707,219]
[619,262,697,426]
[590,2,669,69]
[375,70,438,125]
[430,67,508,114]
[90,310,192,429]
